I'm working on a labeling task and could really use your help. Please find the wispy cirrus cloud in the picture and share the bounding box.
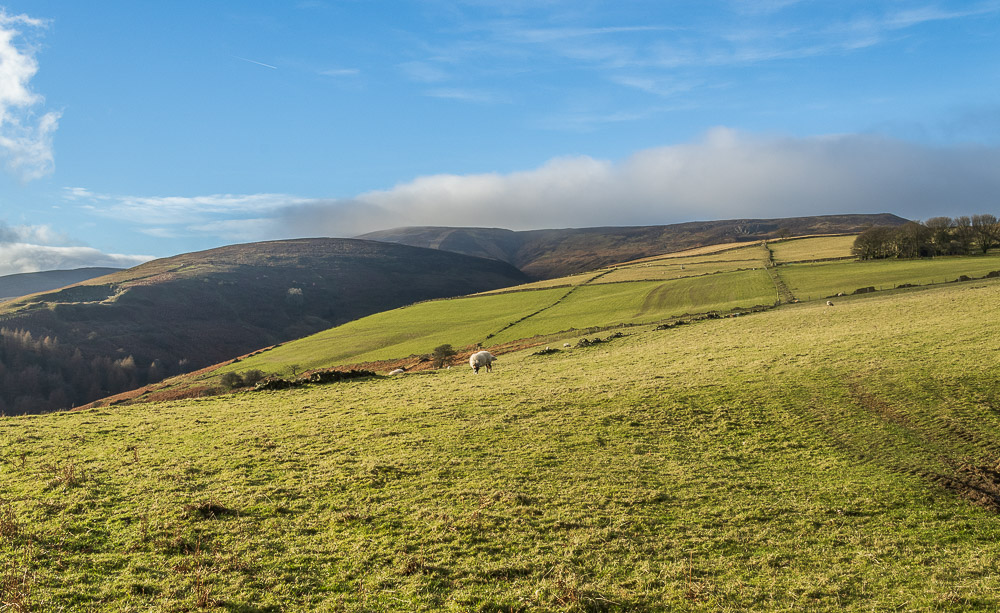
[64,188,325,242]
[881,4,1000,29]
[506,25,673,45]
[64,188,313,227]
[730,0,805,15]
[388,1,1000,132]
[425,87,510,103]
[399,60,452,83]
[0,10,61,181]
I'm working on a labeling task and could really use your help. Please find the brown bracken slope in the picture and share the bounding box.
[358,213,908,279]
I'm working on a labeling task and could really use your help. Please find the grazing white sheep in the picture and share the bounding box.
[389,368,405,375]
[563,343,571,347]
[469,350,496,374]
[826,300,834,306]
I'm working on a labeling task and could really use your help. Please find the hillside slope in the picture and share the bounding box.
[106,236,1000,408]
[3,274,1000,610]
[0,267,122,301]
[358,213,907,278]
[0,238,529,414]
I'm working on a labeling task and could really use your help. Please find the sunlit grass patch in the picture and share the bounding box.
[475,272,599,294]
[596,258,767,283]
[619,240,766,265]
[490,269,777,343]
[777,254,1000,300]
[216,287,568,374]
[768,235,856,263]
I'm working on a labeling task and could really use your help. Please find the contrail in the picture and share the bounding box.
[232,55,277,70]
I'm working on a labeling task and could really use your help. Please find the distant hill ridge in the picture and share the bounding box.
[0,267,122,301]
[358,213,908,278]
[0,237,529,415]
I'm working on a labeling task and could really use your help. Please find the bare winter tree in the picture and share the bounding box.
[971,214,999,254]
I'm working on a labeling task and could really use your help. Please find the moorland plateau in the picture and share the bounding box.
[358,213,905,278]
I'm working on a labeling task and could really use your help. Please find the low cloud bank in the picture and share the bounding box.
[0,223,152,276]
[281,129,1000,236]
[73,128,1000,242]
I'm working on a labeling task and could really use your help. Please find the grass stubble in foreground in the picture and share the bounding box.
[3,279,1000,610]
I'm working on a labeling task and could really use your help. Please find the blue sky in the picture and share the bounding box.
[0,0,998,274]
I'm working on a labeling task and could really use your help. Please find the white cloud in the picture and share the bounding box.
[0,222,152,276]
[290,129,1000,235]
[0,10,60,181]
[68,129,1000,242]
[64,186,108,201]
[0,222,74,246]
[0,12,45,28]
[66,189,311,225]
[0,244,152,277]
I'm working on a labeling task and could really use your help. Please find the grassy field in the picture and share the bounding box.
[490,270,777,345]
[476,272,600,295]
[593,257,766,284]
[217,266,779,378]
[198,245,1000,385]
[768,235,856,263]
[218,288,569,374]
[777,254,1000,301]
[593,243,768,284]
[480,244,771,293]
[3,278,1000,610]
[617,240,765,265]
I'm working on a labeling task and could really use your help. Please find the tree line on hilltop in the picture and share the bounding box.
[853,214,999,260]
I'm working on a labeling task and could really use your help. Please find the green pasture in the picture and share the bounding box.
[218,258,779,378]
[645,242,767,266]
[212,248,1000,380]
[622,241,765,264]
[768,235,856,263]
[4,279,1000,610]
[482,244,770,295]
[490,269,778,344]
[476,272,599,295]
[595,258,767,284]
[218,288,568,374]
[776,254,1000,301]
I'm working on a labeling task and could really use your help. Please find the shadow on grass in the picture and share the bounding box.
[221,604,282,613]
